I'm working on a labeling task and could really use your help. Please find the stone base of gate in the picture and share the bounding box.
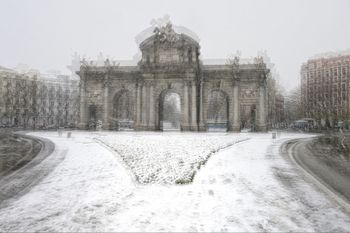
[180,125,191,131]
[180,124,199,131]
[102,123,110,130]
[229,124,241,132]
[78,122,88,130]
[198,124,207,132]
[256,124,267,132]
[134,125,157,131]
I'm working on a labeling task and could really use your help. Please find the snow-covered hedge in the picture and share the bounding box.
[96,133,246,184]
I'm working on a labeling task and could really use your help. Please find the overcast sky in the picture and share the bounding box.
[1,0,350,91]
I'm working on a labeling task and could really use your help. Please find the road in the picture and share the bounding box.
[0,134,59,205]
[286,138,350,209]
[0,133,42,176]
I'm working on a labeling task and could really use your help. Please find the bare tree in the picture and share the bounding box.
[30,76,38,129]
[284,85,303,124]
[5,80,14,125]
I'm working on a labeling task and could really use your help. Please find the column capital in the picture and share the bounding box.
[192,80,198,87]
[183,80,191,87]
[102,79,110,89]
[259,78,267,88]
[137,79,145,86]
[146,80,155,86]
[232,77,240,87]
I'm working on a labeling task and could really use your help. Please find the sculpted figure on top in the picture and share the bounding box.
[153,22,179,44]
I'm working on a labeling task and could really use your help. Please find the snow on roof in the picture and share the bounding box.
[310,48,350,59]
[0,66,16,73]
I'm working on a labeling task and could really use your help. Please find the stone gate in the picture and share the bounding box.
[77,23,269,131]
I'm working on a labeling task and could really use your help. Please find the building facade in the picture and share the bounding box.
[0,66,80,129]
[78,23,270,132]
[301,54,350,127]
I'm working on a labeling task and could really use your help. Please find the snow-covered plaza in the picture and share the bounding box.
[0,131,349,232]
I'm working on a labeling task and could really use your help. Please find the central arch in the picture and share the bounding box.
[158,89,182,131]
[207,90,229,131]
[241,104,257,131]
[112,90,134,130]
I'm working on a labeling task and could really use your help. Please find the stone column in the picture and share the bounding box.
[182,81,189,130]
[192,50,197,63]
[258,81,267,131]
[78,74,87,129]
[135,82,141,128]
[141,83,147,128]
[191,81,197,130]
[232,79,240,131]
[198,81,206,131]
[148,83,154,129]
[102,76,109,130]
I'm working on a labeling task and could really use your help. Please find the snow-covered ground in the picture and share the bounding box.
[0,131,349,232]
[97,132,248,184]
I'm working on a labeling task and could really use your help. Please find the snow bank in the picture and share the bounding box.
[96,133,247,184]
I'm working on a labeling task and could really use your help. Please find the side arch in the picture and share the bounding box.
[111,89,135,130]
[158,89,182,131]
[206,89,230,131]
[153,86,185,131]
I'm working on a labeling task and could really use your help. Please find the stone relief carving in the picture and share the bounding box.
[254,56,266,69]
[240,88,258,99]
[88,90,102,104]
[226,51,240,71]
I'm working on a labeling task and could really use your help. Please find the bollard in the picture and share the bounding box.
[272,132,276,139]
[67,131,72,138]
[277,130,281,138]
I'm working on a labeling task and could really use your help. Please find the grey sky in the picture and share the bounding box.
[1,0,349,91]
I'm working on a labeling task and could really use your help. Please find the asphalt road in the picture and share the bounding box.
[0,134,58,206]
[0,133,42,176]
[286,138,350,209]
